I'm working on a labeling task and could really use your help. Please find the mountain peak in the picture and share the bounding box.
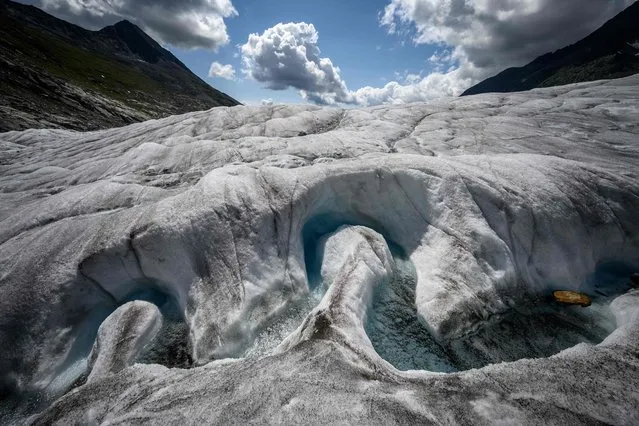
[111,19,142,32]
[100,19,166,64]
[114,19,135,27]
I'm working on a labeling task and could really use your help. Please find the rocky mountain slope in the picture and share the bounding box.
[1,75,638,424]
[0,0,239,132]
[462,1,639,96]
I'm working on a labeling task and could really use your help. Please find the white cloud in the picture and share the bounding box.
[351,69,472,106]
[428,49,454,71]
[208,62,236,80]
[240,22,353,105]
[404,73,422,84]
[240,21,475,106]
[261,99,274,106]
[380,0,634,82]
[38,0,238,50]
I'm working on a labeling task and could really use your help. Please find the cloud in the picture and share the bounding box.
[380,0,634,82]
[351,68,472,106]
[393,70,425,85]
[428,49,454,72]
[208,62,236,80]
[240,22,353,105]
[37,0,238,50]
[239,21,470,106]
[261,99,274,106]
[404,73,422,85]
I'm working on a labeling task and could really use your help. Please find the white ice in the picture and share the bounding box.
[0,75,638,424]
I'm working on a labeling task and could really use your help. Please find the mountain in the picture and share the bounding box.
[462,2,639,96]
[0,0,239,132]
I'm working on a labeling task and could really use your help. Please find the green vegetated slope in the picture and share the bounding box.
[0,0,239,131]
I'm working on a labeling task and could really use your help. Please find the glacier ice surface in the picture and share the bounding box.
[0,75,638,424]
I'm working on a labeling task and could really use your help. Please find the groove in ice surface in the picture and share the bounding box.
[240,287,326,359]
[425,260,635,369]
[136,294,192,368]
[446,295,618,368]
[238,217,343,360]
[365,248,458,372]
[364,252,631,371]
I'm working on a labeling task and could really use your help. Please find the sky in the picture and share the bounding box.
[16,0,636,105]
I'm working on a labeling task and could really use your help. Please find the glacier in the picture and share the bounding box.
[0,75,638,424]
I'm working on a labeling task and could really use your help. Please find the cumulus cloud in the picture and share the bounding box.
[37,0,238,50]
[403,73,422,85]
[208,62,236,80]
[428,49,455,72]
[240,21,472,106]
[351,68,472,106]
[240,22,353,105]
[380,0,634,82]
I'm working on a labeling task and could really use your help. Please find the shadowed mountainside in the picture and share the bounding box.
[462,1,639,96]
[0,0,239,132]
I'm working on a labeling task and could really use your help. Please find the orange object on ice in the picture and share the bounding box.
[553,290,592,307]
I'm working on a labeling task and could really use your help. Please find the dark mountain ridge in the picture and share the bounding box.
[0,0,239,132]
[462,2,639,96]
[98,20,185,66]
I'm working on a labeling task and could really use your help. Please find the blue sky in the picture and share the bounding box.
[19,0,635,106]
[177,0,440,104]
